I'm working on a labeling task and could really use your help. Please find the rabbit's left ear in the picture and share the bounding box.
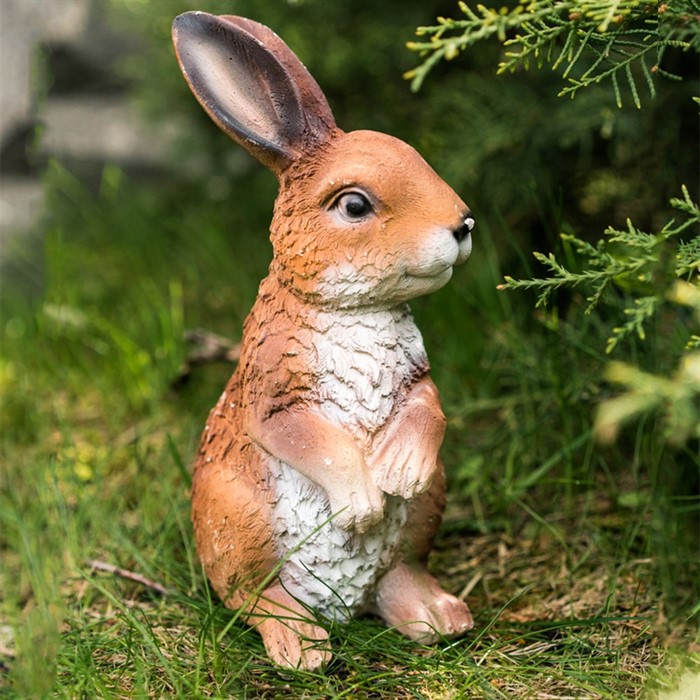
[172,12,337,173]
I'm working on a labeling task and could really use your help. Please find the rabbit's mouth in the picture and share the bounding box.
[391,267,455,302]
[312,261,454,307]
[310,223,471,306]
[407,263,454,281]
[455,230,473,265]
[408,228,471,279]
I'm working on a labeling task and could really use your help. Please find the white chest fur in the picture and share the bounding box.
[311,306,427,437]
[269,305,426,618]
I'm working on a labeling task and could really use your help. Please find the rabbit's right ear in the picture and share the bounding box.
[172,12,337,174]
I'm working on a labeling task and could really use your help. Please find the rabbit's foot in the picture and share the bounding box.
[369,382,446,499]
[374,562,473,643]
[252,585,331,670]
[259,618,330,671]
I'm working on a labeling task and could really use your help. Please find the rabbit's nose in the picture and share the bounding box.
[453,216,475,243]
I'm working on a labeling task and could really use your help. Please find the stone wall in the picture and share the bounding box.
[0,0,170,250]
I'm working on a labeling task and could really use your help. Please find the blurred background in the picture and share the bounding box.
[1,0,698,695]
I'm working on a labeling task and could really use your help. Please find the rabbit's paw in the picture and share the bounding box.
[374,562,473,644]
[369,382,446,500]
[372,439,438,500]
[397,588,474,644]
[254,587,331,670]
[260,619,330,671]
[329,476,385,533]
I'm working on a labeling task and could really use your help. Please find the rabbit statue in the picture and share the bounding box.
[172,12,475,670]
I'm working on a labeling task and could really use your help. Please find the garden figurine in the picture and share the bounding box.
[172,11,476,670]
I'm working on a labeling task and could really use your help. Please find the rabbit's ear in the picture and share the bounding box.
[218,16,336,141]
[172,12,337,173]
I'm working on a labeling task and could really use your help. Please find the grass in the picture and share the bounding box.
[1,160,698,698]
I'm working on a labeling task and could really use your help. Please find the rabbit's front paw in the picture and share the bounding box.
[371,438,439,500]
[330,477,385,534]
[369,390,445,499]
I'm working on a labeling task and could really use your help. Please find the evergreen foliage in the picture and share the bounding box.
[499,187,700,443]
[499,185,698,350]
[407,0,700,108]
[406,0,699,450]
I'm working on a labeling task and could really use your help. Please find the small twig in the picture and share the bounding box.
[173,328,241,388]
[184,328,241,366]
[87,559,173,596]
[458,570,484,600]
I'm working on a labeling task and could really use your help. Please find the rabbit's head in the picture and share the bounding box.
[173,12,474,309]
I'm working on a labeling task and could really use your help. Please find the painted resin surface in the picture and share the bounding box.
[173,11,476,670]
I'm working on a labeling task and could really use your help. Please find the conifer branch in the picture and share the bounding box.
[407,0,699,108]
[497,188,700,354]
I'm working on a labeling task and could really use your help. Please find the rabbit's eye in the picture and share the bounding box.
[335,192,373,220]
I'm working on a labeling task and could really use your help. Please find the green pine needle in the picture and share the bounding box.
[407,0,698,107]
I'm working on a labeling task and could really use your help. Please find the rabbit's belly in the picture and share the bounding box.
[270,460,409,620]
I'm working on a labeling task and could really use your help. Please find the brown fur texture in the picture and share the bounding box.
[173,12,475,670]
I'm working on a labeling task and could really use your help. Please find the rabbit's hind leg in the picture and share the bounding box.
[191,451,278,610]
[247,583,331,670]
[192,456,330,670]
[372,463,473,643]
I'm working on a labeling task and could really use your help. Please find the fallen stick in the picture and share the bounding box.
[87,559,173,596]
[172,328,241,388]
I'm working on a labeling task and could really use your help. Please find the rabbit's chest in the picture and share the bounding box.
[267,308,427,618]
[312,309,427,435]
